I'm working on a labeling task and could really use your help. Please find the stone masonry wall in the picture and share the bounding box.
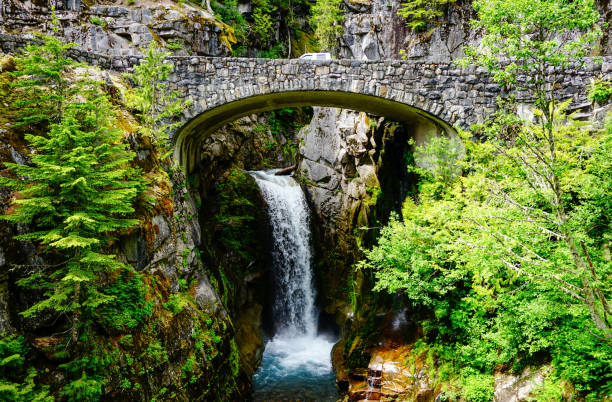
[3,32,610,133]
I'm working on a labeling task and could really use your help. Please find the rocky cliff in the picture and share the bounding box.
[0,54,255,399]
[0,0,234,57]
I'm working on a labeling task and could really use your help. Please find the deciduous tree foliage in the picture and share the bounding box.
[461,0,601,111]
[361,0,611,397]
[361,113,612,397]
[460,0,609,339]
[309,0,344,54]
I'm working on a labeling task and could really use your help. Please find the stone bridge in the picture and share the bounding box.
[167,56,611,171]
[2,34,608,171]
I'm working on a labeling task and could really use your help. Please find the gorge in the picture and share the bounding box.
[0,0,611,400]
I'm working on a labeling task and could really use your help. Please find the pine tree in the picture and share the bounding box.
[124,42,191,151]
[1,33,143,345]
[10,11,79,126]
[397,0,456,31]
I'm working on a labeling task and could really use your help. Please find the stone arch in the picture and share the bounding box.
[167,55,603,171]
[173,89,456,172]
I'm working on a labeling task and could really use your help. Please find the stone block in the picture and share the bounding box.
[315,66,330,75]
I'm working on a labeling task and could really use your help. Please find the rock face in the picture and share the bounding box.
[494,366,551,402]
[342,342,553,401]
[0,0,233,57]
[340,0,612,62]
[345,345,434,401]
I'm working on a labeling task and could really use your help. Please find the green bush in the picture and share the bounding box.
[459,370,495,402]
[0,335,52,401]
[89,16,107,27]
[98,269,153,332]
[587,78,612,104]
[551,318,612,395]
[398,0,456,31]
[257,43,286,58]
[166,38,184,51]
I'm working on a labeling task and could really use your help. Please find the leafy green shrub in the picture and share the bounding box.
[410,135,463,186]
[98,269,153,332]
[551,318,612,395]
[163,294,185,315]
[58,337,111,402]
[459,370,495,402]
[89,16,107,27]
[59,372,104,402]
[166,38,184,51]
[257,43,286,58]
[0,335,52,401]
[119,334,134,348]
[587,78,612,104]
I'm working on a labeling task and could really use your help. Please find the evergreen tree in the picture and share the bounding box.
[398,0,456,32]
[124,42,191,151]
[251,0,277,46]
[10,11,78,126]
[1,35,142,345]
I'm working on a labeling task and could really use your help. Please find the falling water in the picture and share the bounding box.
[250,170,338,400]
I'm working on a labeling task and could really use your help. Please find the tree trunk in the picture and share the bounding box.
[203,0,213,15]
[72,282,80,344]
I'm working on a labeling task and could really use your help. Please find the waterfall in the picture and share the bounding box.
[250,170,316,336]
[250,170,339,400]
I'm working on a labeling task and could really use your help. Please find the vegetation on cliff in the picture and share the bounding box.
[212,0,315,57]
[0,21,248,400]
[360,0,611,398]
[398,0,457,32]
[309,0,345,54]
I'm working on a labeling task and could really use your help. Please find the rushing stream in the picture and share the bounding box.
[249,170,339,400]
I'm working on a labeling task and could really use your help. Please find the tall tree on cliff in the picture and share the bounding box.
[460,0,610,338]
[309,0,344,55]
[1,16,142,355]
[124,42,190,152]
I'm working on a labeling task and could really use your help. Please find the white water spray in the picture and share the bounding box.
[250,170,337,400]
[250,170,317,336]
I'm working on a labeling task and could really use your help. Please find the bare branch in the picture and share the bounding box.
[501,259,585,301]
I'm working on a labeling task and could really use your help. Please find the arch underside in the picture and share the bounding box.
[174,90,456,172]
